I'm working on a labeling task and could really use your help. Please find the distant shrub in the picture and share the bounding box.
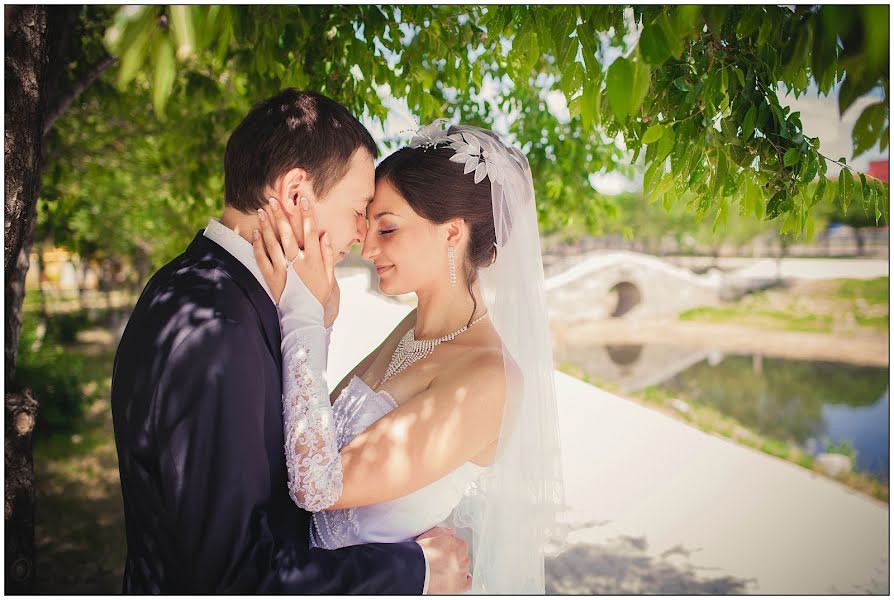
[15,316,88,434]
[43,309,90,344]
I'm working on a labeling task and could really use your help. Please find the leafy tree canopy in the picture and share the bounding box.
[41,5,889,272]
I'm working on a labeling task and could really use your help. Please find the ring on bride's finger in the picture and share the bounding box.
[284,249,304,268]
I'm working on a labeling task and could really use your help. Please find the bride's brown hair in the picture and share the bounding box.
[375,141,498,327]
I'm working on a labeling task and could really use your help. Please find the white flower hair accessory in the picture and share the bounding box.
[446,132,509,185]
[408,119,510,186]
[408,118,452,149]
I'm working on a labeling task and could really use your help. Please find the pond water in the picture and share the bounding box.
[558,343,889,481]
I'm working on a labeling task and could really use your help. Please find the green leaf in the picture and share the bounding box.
[642,123,666,144]
[644,158,665,195]
[852,102,887,158]
[648,171,675,204]
[860,172,871,214]
[629,55,651,118]
[802,155,819,183]
[580,82,601,130]
[703,5,729,35]
[742,105,756,140]
[839,72,877,117]
[117,20,155,89]
[670,5,702,43]
[804,210,816,241]
[560,61,585,99]
[735,7,762,39]
[655,127,675,162]
[783,27,811,82]
[713,152,728,197]
[811,176,827,208]
[169,5,197,60]
[853,171,865,215]
[839,168,854,215]
[672,76,691,92]
[551,8,578,71]
[766,190,788,220]
[734,66,745,88]
[688,155,707,187]
[757,15,774,46]
[779,209,799,235]
[606,57,633,121]
[657,12,685,58]
[639,22,671,65]
[783,147,800,167]
[743,177,764,218]
[151,36,177,117]
[577,18,601,74]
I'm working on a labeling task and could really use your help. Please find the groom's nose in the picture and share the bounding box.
[355,213,368,242]
[361,230,378,261]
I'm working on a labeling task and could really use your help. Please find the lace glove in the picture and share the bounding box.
[278,267,342,512]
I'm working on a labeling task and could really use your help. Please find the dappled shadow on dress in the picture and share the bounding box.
[546,533,754,594]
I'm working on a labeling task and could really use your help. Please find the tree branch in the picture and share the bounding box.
[42,54,116,139]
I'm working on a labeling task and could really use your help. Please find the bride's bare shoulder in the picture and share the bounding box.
[439,342,512,400]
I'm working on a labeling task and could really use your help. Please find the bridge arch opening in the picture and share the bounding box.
[609,281,642,317]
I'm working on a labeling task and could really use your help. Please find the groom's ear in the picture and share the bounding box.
[277,167,312,210]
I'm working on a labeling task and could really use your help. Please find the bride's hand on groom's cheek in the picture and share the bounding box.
[253,196,336,310]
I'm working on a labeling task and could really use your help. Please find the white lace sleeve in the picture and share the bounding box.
[278,270,343,512]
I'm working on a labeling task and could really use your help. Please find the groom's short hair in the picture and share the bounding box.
[224,89,378,213]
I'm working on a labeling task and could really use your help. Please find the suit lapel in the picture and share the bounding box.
[185,231,283,376]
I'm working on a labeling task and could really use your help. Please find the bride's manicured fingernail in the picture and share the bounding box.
[300,196,310,211]
[269,197,279,212]
[257,208,267,222]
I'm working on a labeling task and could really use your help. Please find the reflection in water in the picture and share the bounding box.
[821,390,889,479]
[564,342,889,481]
[605,344,643,367]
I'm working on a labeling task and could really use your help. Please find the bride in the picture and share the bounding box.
[254,122,564,593]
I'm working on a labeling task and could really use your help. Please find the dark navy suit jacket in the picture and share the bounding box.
[111,231,425,593]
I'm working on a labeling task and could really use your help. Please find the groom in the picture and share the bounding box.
[111,89,469,593]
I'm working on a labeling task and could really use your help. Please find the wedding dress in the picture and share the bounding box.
[273,262,488,551]
[308,374,486,550]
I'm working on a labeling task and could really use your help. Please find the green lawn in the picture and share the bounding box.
[17,306,127,593]
[680,277,889,334]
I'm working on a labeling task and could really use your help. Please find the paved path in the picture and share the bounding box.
[329,272,889,594]
[551,372,888,594]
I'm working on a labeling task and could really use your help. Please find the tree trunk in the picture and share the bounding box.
[5,6,49,591]
[5,391,38,592]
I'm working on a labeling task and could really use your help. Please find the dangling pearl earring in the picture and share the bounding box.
[447,246,457,287]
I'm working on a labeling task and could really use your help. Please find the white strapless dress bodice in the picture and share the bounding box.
[310,376,486,550]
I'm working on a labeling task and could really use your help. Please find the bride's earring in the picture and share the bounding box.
[448,246,457,287]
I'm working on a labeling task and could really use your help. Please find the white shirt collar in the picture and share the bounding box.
[203,218,275,302]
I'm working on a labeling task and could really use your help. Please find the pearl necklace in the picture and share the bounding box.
[380,312,489,385]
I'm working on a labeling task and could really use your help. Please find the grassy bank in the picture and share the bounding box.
[19,310,126,592]
[558,362,889,504]
[680,277,889,335]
